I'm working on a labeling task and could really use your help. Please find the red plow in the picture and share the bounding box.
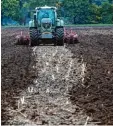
[63,28,78,44]
[16,31,30,45]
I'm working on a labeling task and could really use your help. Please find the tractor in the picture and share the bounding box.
[29,5,64,46]
[16,5,78,46]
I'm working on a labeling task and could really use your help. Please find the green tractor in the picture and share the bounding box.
[29,5,64,46]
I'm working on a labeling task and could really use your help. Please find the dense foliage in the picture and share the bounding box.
[1,0,113,25]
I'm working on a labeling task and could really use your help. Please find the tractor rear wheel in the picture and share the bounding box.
[56,28,64,46]
[29,28,39,46]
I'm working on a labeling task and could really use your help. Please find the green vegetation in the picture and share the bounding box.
[65,24,113,27]
[1,0,113,25]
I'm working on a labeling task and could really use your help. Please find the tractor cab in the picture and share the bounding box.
[36,6,56,26]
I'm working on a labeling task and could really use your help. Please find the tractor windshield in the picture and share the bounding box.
[37,9,55,25]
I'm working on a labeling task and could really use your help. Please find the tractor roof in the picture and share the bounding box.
[35,5,57,10]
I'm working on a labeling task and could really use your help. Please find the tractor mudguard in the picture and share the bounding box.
[57,19,64,27]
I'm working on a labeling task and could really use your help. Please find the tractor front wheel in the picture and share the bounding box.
[56,28,64,46]
[29,28,39,46]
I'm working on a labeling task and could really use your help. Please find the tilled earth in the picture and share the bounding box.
[1,27,113,125]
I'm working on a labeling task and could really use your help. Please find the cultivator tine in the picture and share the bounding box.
[70,27,72,34]
[21,31,22,36]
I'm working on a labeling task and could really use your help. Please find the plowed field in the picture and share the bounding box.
[1,27,113,125]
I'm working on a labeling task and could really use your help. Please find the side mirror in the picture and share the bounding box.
[34,14,36,20]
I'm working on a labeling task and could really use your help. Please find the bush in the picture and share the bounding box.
[100,2,113,23]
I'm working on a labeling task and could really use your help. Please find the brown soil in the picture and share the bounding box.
[68,28,113,125]
[1,28,36,124]
[1,27,113,125]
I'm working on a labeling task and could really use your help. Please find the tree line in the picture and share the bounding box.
[1,0,113,25]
